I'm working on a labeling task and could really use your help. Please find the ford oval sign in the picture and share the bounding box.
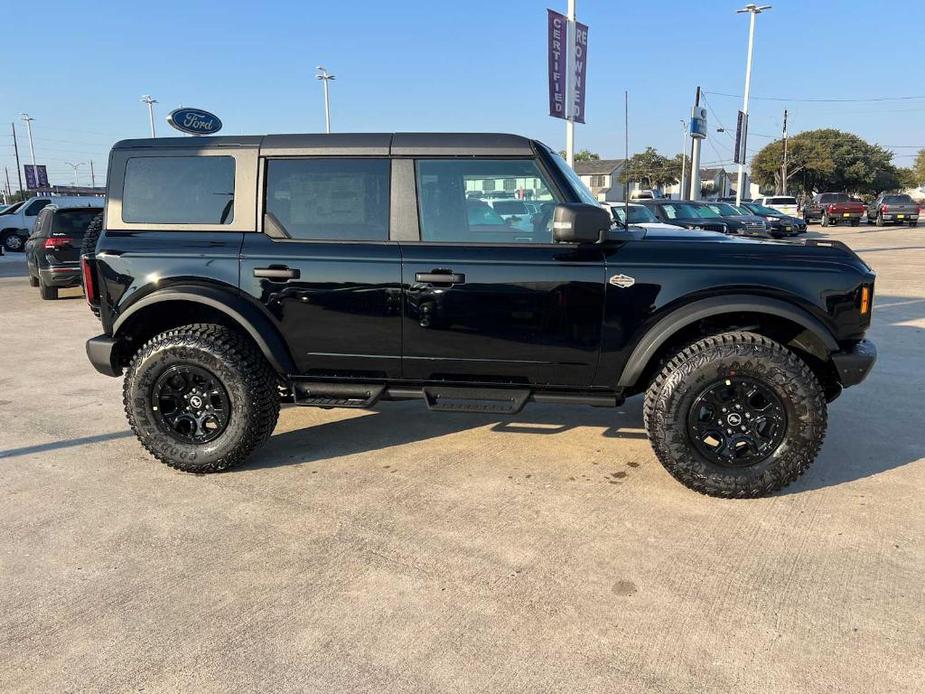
[166,108,223,136]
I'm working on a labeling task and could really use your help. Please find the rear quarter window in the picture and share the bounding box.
[122,156,235,224]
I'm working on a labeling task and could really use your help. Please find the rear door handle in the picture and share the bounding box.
[415,272,466,285]
[254,266,300,280]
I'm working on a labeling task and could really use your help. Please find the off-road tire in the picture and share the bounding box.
[28,274,39,287]
[79,212,104,258]
[38,277,58,300]
[123,323,280,473]
[644,331,827,498]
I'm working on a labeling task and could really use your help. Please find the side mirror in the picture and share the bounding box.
[552,203,612,244]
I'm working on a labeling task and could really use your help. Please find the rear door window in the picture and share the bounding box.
[52,208,102,238]
[122,156,235,224]
[264,158,390,241]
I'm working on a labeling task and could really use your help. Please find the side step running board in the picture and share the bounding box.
[292,382,385,409]
[422,387,530,415]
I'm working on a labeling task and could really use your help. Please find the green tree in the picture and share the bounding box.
[751,129,896,196]
[559,149,600,162]
[910,149,925,187]
[621,147,680,188]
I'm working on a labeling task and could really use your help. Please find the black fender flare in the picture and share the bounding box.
[616,294,839,388]
[112,285,297,375]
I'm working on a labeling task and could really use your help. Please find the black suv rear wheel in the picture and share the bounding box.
[644,332,827,498]
[123,323,280,473]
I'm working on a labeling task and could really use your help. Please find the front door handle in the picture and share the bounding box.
[415,272,466,285]
[254,266,300,280]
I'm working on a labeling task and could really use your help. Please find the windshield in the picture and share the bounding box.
[611,205,658,224]
[766,196,796,205]
[545,148,599,205]
[0,201,24,215]
[748,203,782,215]
[705,202,742,216]
[693,204,723,219]
[491,200,529,215]
[658,203,701,219]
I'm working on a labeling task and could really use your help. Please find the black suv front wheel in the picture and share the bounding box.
[123,323,280,473]
[644,332,827,498]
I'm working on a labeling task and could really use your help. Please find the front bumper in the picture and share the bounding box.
[831,339,876,387]
[86,335,122,377]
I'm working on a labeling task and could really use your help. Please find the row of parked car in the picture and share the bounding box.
[603,199,807,239]
[0,196,103,299]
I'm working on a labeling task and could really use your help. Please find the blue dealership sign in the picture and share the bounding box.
[166,108,223,135]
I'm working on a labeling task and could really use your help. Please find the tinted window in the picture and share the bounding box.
[766,196,796,205]
[658,203,700,219]
[52,208,102,238]
[122,156,234,224]
[417,159,558,243]
[492,200,529,215]
[612,205,657,224]
[32,209,52,237]
[818,193,850,203]
[883,195,913,203]
[265,159,389,241]
[25,199,51,216]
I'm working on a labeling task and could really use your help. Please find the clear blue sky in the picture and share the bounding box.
[4,0,925,188]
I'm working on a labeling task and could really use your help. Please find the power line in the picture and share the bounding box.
[704,90,925,104]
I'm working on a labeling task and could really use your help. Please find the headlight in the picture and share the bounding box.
[767,216,780,221]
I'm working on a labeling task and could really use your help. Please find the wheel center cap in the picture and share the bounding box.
[727,412,743,426]
[189,395,203,408]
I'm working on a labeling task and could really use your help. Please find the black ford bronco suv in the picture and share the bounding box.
[81,133,876,497]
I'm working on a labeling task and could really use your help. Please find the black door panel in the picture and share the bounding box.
[240,233,402,378]
[400,244,605,386]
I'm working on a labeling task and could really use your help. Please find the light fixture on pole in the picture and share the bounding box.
[141,95,158,137]
[734,3,771,207]
[20,114,39,191]
[315,66,335,134]
[65,162,85,189]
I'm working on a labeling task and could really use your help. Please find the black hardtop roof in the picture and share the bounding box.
[111,133,537,157]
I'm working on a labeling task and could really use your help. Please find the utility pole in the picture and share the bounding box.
[3,167,11,203]
[90,160,96,188]
[20,114,38,192]
[689,86,702,200]
[141,95,158,137]
[65,162,84,189]
[679,119,688,200]
[11,122,24,197]
[315,66,335,134]
[781,108,789,195]
[735,3,772,207]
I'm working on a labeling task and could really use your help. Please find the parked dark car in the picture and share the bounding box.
[25,204,103,299]
[81,133,876,498]
[865,193,919,227]
[802,193,865,226]
[638,200,729,233]
[741,202,807,237]
[699,202,772,238]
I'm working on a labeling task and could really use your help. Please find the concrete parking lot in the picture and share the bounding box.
[1,224,923,693]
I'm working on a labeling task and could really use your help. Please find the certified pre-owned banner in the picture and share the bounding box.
[571,20,589,123]
[547,9,567,119]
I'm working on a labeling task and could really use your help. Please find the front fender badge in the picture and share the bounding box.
[609,273,636,288]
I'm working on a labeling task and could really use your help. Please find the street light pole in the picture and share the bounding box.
[316,66,335,134]
[679,119,688,200]
[735,3,771,207]
[141,95,158,137]
[65,162,84,189]
[20,114,38,191]
[564,0,576,167]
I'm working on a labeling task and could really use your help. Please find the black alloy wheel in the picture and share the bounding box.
[152,364,231,444]
[686,377,787,468]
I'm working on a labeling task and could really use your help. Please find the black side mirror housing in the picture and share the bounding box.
[552,203,612,244]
